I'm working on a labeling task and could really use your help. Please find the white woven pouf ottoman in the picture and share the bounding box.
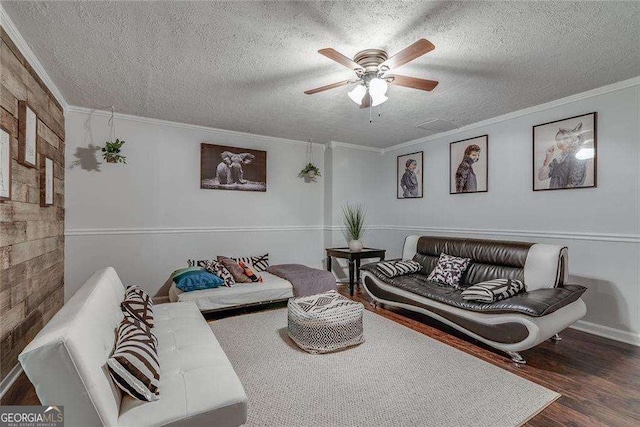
[287,290,365,354]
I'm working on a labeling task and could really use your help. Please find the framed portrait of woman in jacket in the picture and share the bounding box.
[450,135,488,195]
[397,151,423,199]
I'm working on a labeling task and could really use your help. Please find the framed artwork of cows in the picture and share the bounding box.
[200,143,267,192]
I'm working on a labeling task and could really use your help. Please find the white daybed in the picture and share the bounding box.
[169,271,294,312]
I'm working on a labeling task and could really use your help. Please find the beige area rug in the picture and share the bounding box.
[210,308,559,427]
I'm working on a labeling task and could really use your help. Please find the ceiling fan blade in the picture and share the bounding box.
[304,80,353,95]
[387,75,439,91]
[360,91,371,109]
[318,48,363,71]
[380,39,435,70]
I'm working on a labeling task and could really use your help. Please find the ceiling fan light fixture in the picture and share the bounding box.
[371,93,388,107]
[348,84,366,104]
[369,77,388,97]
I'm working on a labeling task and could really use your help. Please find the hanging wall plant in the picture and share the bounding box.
[299,162,321,179]
[102,138,127,164]
[299,139,320,180]
[102,106,127,164]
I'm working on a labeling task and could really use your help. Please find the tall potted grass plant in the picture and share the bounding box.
[342,203,366,252]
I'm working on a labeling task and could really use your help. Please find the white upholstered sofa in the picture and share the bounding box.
[19,267,247,427]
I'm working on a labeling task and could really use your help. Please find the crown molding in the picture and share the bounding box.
[329,141,384,154]
[383,75,640,153]
[67,105,326,150]
[0,5,68,111]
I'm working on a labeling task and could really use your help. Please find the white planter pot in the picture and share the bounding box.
[348,239,363,252]
[307,170,316,178]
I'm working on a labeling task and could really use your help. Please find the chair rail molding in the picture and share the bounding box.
[65,225,326,236]
[325,225,640,244]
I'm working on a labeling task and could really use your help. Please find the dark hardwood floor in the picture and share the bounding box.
[4,284,639,426]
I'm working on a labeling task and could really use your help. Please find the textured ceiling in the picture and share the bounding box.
[3,1,639,148]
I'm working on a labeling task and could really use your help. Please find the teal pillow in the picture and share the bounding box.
[172,267,223,292]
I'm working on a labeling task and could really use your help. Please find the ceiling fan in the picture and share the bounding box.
[304,39,438,109]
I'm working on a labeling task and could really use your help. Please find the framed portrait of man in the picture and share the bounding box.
[450,135,488,194]
[397,151,423,199]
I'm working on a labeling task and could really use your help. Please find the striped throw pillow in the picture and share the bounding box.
[461,279,525,303]
[107,313,160,401]
[376,260,422,278]
[231,254,269,272]
[121,285,154,328]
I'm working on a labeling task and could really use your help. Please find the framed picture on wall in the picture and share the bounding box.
[397,151,423,199]
[450,135,488,194]
[41,156,54,207]
[533,112,597,191]
[18,101,37,168]
[0,126,11,201]
[200,143,267,192]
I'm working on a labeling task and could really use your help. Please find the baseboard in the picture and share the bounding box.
[569,320,640,347]
[0,363,24,401]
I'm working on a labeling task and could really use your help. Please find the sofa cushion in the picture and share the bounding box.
[417,236,532,268]
[117,302,247,427]
[122,285,155,328]
[427,253,471,288]
[107,313,160,401]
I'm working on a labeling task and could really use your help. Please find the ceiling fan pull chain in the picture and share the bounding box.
[369,104,372,123]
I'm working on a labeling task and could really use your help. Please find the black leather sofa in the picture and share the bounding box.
[360,235,587,364]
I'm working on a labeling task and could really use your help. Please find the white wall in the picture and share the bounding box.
[65,109,326,298]
[375,83,640,342]
[64,79,640,345]
[324,143,386,280]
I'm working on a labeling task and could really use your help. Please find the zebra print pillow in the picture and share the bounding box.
[427,253,471,288]
[376,260,422,278]
[107,313,160,401]
[231,254,269,272]
[187,259,235,287]
[461,279,525,303]
[121,285,154,329]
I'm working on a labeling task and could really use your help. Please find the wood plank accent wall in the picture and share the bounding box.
[0,25,65,380]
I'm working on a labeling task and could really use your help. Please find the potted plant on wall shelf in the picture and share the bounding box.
[343,203,366,252]
[102,138,127,164]
[299,162,321,179]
